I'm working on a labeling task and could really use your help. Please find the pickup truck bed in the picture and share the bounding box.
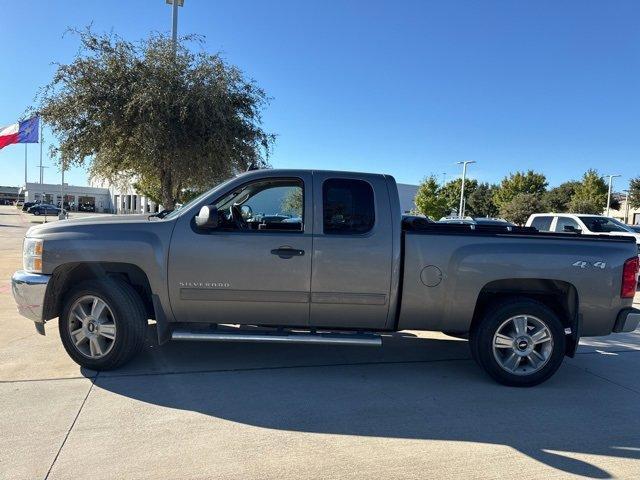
[399,220,635,337]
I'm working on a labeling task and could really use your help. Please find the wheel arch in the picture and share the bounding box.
[470,278,580,356]
[43,262,155,322]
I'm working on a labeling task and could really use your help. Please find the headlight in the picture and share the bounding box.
[23,238,44,273]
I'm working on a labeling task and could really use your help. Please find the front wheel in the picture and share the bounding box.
[59,278,148,370]
[470,298,566,387]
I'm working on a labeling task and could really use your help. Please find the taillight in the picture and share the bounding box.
[621,256,639,298]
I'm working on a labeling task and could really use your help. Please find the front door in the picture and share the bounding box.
[168,173,313,326]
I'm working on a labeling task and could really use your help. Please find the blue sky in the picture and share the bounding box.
[1,0,638,191]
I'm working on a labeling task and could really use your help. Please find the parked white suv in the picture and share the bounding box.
[526,213,640,251]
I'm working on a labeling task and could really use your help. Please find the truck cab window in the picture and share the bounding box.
[530,216,553,231]
[214,178,303,232]
[322,178,375,234]
[554,217,580,233]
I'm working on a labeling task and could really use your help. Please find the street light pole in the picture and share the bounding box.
[456,161,476,218]
[167,0,184,55]
[605,174,621,216]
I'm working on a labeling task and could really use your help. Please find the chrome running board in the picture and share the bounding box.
[171,329,382,346]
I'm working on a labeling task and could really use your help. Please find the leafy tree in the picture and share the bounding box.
[38,29,273,209]
[440,178,478,215]
[414,175,449,219]
[541,181,579,212]
[132,178,162,205]
[493,170,548,210]
[609,195,621,212]
[499,193,543,225]
[280,188,303,216]
[629,177,640,209]
[569,169,608,214]
[467,182,499,218]
[568,198,603,214]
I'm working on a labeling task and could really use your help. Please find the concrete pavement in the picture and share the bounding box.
[1,205,639,479]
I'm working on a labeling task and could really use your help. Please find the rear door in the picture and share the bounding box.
[310,173,394,330]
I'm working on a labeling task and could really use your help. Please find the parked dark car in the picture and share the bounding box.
[22,201,41,211]
[439,217,515,227]
[78,203,95,212]
[28,204,61,216]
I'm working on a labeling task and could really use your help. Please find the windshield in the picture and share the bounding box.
[578,216,632,233]
[162,176,236,221]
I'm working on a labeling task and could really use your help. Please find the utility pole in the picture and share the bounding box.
[167,0,184,56]
[605,174,621,216]
[456,161,476,218]
[623,189,630,224]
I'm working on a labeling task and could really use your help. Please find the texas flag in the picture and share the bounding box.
[0,116,39,150]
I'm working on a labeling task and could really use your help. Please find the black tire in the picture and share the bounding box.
[470,298,566,387]
[59,278,148,370]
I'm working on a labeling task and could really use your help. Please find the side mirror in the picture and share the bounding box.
[195,205,218,229]
[240,204,253,220]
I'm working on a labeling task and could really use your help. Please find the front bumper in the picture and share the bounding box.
[11,270,50,324]
[614,308,640,333]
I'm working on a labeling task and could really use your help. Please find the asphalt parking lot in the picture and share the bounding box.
[1,204,639,480]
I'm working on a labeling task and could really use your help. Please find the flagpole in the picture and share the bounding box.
[39,120,43,184]
[24,144,27,185]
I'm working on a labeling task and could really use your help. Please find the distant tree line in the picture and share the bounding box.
[414,169,622,225]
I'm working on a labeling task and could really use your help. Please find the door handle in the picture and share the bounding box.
[271,247,305,259]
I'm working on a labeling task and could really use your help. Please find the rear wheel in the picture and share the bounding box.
[59,278,148,370]
[470,298,565,387]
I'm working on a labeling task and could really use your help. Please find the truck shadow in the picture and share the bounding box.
[92,329,639,479]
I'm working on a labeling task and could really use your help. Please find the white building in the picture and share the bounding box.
[608,194,640,225]
[98,178,417,216]
[87,177,417,216]
[89,178,162,214]
[20,182,112,213]
[397,183,418,214]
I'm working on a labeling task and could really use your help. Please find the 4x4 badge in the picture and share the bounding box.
[572,261,606,269]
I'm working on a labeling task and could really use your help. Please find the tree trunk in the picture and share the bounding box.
[160,170,175,210]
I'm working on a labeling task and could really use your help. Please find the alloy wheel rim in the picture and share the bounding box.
[492,314,553,376]
[67,295,117,359]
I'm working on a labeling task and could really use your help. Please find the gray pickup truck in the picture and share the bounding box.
[11,169,640,386]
